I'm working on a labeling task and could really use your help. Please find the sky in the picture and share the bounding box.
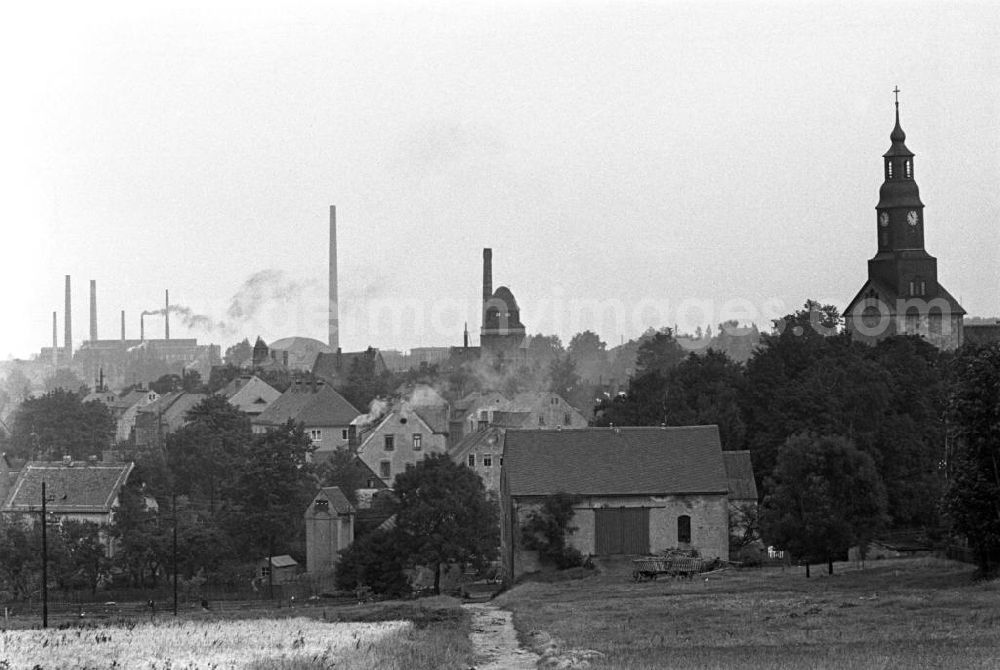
[1,0,998,360]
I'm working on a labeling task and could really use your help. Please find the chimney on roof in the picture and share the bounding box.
[165,289,170,340]
[62,455,72,465]
[90,279,98,342]
[348,424,358,451]
[64,275,72,360]
[336,347,342,371]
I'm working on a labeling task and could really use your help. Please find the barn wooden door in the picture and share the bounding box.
[594,507,649,555]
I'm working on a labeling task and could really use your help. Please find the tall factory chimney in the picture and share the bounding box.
[328,205,339,350]
[121,310,126,343]
[64,275,72,360]
[140,314,145,342]
[482,248,493,325]
[89,280,98,342]
[165,289,170,340]
[52,311,58,367]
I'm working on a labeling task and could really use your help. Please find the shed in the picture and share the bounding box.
[257,555,300,584]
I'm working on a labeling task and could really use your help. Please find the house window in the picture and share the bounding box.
[468,454,476,467]
[499,457,503,466]
[260,565,271,578]
[550,397,558,405]
[564,413,571,425]
[677,515,691,544]
[309,429,322,442]
[412,433,422,450]
[483,454,493,467]
[384,435,395,451]
[379,461,391,479]
[538,415,545,426]
[342,429,348,440]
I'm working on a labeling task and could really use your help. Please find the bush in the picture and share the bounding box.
[520,493,585,570]
[336,528,410,598]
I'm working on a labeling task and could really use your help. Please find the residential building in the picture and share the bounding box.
[134,392,207,452]
[510,391,590,430]
[449,426,506,494]
[218,374,280,417]
[110,387,160,444]
[312,347,388,388]
[251,380,360,457]
[353,405,447,486]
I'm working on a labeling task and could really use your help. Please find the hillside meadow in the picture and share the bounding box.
[494,557,1000,669]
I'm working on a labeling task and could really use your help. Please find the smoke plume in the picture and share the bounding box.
[227,270,318,321]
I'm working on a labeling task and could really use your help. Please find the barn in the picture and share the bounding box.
[500,426,730,581]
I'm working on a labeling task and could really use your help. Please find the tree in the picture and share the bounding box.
[224,420,317,561]
[634,329,685,375]
[0,517,42,599]
[943,343,1000,575]
[150,374,183,395]
[521,493,584,569]
[165,395,252,511]
[760,433,888,576]
[568,331,608,383]
[224,338,253,367]
[336,527,411,598]
[392,453,499,594]
[548,354,580,396]
[54,520,109,595]
[316,448,372,505]
[44,368,88,394]
[341,347,390,410]
[6,389,115,460]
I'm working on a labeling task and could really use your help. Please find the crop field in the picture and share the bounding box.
[495,557,1000,669]
[0,617,410,670]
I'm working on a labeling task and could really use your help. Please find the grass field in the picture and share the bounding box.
[0,596,472,670]
[494,557,1000,669]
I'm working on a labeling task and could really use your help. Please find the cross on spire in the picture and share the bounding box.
[893,86,901,106]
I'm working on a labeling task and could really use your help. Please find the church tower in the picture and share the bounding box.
[845,90,965,349]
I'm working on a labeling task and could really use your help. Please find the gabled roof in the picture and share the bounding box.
[137,392,208,424]
[3,461,134,515]
[220,375,281,414]
[260,554,298,568]
[722,450,758,501]
[454,391,511,415]
[112,388,159,411]
[356,408,435,452]
[414,407,450,434]
[252,381,360,427]
[845,278,966,318]
[503,426,727,497]
[449,426,506,461]
[311,486,355,515]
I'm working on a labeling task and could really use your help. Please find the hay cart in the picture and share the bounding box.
[631,555,704,581]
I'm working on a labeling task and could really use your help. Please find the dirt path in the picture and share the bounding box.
[465,602,540,670]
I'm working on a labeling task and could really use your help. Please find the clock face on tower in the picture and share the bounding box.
[907,210,919,226]
[879,212,889,227]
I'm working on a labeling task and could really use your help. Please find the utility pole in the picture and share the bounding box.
[172,492,178,616]
[41,481,54,628]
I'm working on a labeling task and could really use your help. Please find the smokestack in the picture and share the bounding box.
[64,275,72,360]
[328,205,339,350]
[52,311,58,367]
[165,289,170,340]
[140,314,145,342]
[89,280,98,342]
[121,310,126,343]
[482,248,493,324]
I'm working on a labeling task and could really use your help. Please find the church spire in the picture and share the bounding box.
[885,86,912,158]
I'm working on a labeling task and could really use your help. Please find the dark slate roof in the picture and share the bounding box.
[722,451,758,501]
[449,425,506,460]
[503,426,727,497]
[317,486,355,514]
[492,411,531,428]
[3,461,134,514]
[844,277,966,318]
[415,408,450,434]
[137,392,208,428]
[252,381,360,427]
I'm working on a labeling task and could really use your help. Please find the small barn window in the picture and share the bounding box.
[677,515,692,544]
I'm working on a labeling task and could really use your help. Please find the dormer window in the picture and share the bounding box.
[905,160,912,178]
